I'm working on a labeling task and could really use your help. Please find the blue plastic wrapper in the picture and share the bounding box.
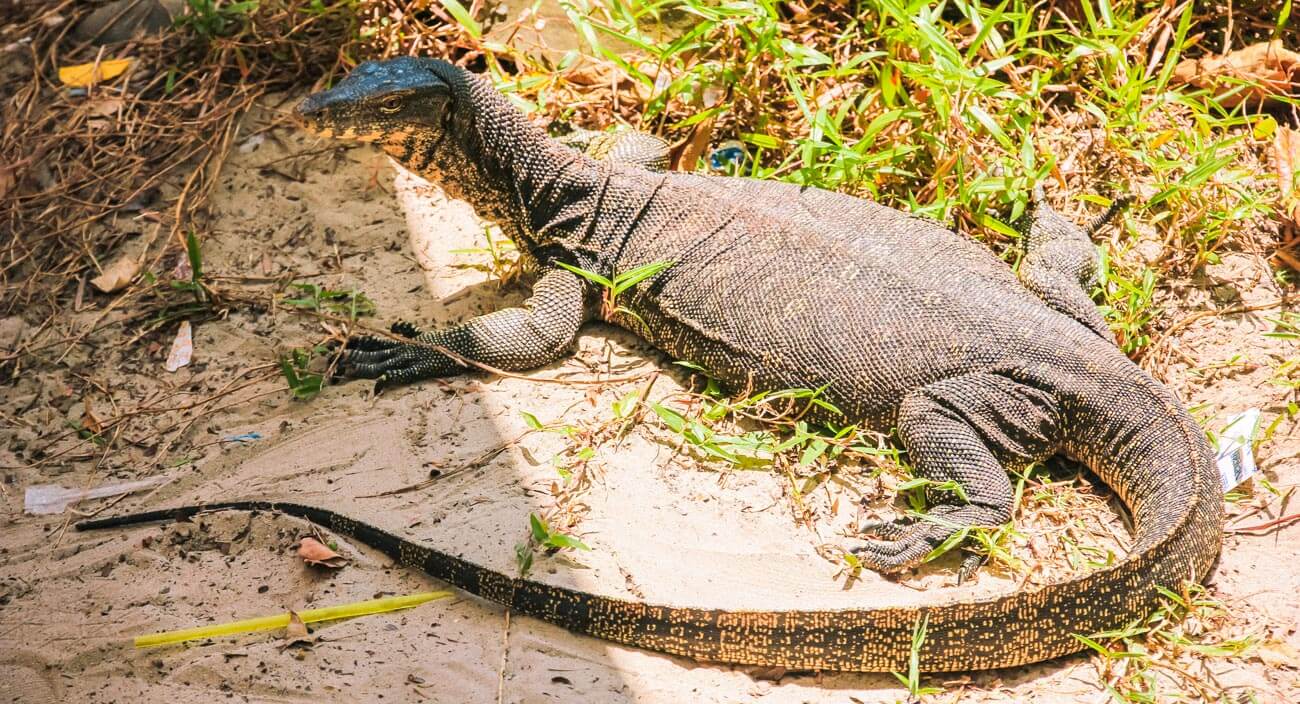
[709,140,750,174]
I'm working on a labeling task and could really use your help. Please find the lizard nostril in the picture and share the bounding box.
[293,96,324,122]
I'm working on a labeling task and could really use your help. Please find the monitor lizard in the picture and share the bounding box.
[78,57,1222,673]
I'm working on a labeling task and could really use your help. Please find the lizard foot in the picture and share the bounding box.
[336,323,446,391]
[849,505,1004,575]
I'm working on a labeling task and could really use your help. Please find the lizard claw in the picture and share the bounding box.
[390,321,422,338]
[957,553,985,585]
[850,522,948,573]
[849,505,1005,575]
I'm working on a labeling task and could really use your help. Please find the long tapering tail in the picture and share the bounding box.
[77,398,1221,675]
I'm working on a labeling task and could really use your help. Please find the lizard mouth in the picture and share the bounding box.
[293,96,387,142]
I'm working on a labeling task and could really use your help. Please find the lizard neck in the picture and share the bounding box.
[386,63,593,255]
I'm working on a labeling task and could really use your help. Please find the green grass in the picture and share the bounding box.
[556,259,674,324]
[461,0,1291,358]
[281,282,376,320]
[178,0,261,38]
[892,613,943,699]
[279,346,327,399]
[1073,583,1258,702]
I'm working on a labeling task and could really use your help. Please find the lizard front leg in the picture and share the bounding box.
[340,267,589,390]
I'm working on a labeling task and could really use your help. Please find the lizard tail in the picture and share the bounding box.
[76,391,1220,672]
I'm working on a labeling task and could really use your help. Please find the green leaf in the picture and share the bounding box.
[521,411,543,430]
[184,229,203,282]
[554,261,613,289]
[1253,115,1278,140]
[279,348,323,400]
[438,0,481,38]
[515,542,534,576]
[612,391,639,419]
[1072,633,1115,658]
[798,438,828,466]
[651,403,686,433]
[923,526,972,562]
[741,132,782,150]
[611,261,674,296]
[529,513,549,543]
[966,104,1013,151]
[545,533,591,551]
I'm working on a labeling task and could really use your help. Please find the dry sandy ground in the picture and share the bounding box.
[1,98,1298,703]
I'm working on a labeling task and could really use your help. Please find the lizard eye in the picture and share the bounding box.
[378,95,402,114]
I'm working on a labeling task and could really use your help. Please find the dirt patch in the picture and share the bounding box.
[1,95,1297,703]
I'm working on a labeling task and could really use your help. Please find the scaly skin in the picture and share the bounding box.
[555,125,671,171]
[79,58,1223,672]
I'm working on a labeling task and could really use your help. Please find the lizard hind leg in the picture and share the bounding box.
[1017,188,1123,341]
[850,373,1061,576]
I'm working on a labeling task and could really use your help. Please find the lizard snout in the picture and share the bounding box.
[293,94,327,127]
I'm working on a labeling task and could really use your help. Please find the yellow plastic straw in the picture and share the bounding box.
[134,590,453,648]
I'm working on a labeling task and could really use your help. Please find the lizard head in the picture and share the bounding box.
[294,57,452,149]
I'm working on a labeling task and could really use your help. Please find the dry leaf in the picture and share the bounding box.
[59,58,133,87]
[285,610,309,639]
[673,116,715,172]
[84,97,124,118]
[566,60,615,87]
[630,60,674,103]
[297,537,349,568]
[1275,126,1300,227]
[90,253,141,293]
[281,610,315,650]
[164,320,192,372]
[1171,40,1300,107]
[81,396,103,435]
[1255,638,1300,669]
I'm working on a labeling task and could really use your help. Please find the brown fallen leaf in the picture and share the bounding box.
[672,116,715,172]
[84,96,124,117]
[89,253,141,293]
[297,537,349,568]
[1255,638,1300,669]
[82,396,103,435]
[85,97,125,131]
[281,610,315,650]
[1172,40,1300,107]
[1275,126,1300,228]
[565,60,614,87]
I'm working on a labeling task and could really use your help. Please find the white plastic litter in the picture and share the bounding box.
[164,320,192,372]
[238,133,265,154]
[1215,408,1261,492]
[24,476,168,515]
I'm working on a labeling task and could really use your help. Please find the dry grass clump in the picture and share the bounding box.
[0,1,421,328]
